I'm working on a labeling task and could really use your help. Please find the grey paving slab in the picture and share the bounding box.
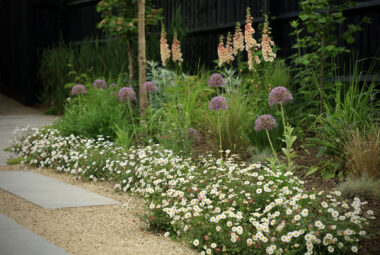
[0,171,119,209]
[0,214,69,255]
[0,93,58,165]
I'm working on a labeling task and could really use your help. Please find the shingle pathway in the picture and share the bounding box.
[0,93,118,255]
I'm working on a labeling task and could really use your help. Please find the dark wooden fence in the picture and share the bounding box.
[1,0,379,105]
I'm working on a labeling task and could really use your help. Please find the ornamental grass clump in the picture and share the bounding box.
[207,73,225,87]
[71,84,87,95]
[11,127,376,255]
[93,79,107,89]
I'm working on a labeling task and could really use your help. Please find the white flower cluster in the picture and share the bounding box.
[10,127,376,255]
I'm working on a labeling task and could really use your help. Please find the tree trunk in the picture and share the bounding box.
[138,0,148,117]
[127,40,134,82]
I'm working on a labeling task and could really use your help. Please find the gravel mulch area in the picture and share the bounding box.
[0,165,198,255]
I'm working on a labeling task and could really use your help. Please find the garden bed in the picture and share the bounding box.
[8,127,378,255]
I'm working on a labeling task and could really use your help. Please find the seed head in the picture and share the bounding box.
[209,96,228,111]
[118,87,136,102]
[93,79,107,89]
[207,73,225,87]
[143,81,158,93]
[71,84,86,95]
[254,114,278,131]
[268,86,293,107]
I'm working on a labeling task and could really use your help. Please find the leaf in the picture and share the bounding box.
[64,82,75,89]
[322,171,335,179]
[305,166,319,177]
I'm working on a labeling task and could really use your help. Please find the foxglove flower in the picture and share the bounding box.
[245,7,260,71]
[268,86,293,107]
[171,32,183,66]
[217,33,234,67]
[233,22,245,55]
[93,79,107,89]
[254,114,278,131]
[209,96,228,111]
[143,81,158,93]
[71,84,86,95]
[118,87,136,102]
[261,16,276,62]
[188,128,201,145]
[244,7,260,51]
[207,73,225,87]
[160,26,171,67]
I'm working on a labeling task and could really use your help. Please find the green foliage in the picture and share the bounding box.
[208,88,256,154]
[38,38,129,110]
[6,156,23,165]
[38,45,75,112]
[290,0,370,114]
[54,88,131,140]
[114,124,136,151]
[153,73,212,155]
[310,59,379,178]
[281,124,297,172]
[96,0,162,38]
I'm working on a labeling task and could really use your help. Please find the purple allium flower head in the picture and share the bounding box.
[109,83,117,88]
[254,114,278,131]
[209,96,228,111]
[143,81,158,93]
[188,127,201,145]
[93,79,107,89]
[268,86,293,107]
[118,87,136,102]
[207,73,226,87]
[71,84,86,95]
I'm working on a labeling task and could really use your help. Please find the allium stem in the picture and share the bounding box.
[217,110,223,159]
[127,103,139,145]
[265,129,279,164]
[280,104,286,130]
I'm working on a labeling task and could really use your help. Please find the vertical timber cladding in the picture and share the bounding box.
[0,0,62,105]
[153,0,380,69]
[64,0,101,41]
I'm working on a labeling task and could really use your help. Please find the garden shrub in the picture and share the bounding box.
[54,86,132,140]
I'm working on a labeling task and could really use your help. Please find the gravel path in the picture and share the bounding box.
[0,165,198,255]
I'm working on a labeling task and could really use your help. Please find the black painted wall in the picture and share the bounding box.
[1,0,379,105]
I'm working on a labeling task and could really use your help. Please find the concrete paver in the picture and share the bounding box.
[0,171,119,209]
[0,214,69,255]
[0,93,57,165]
